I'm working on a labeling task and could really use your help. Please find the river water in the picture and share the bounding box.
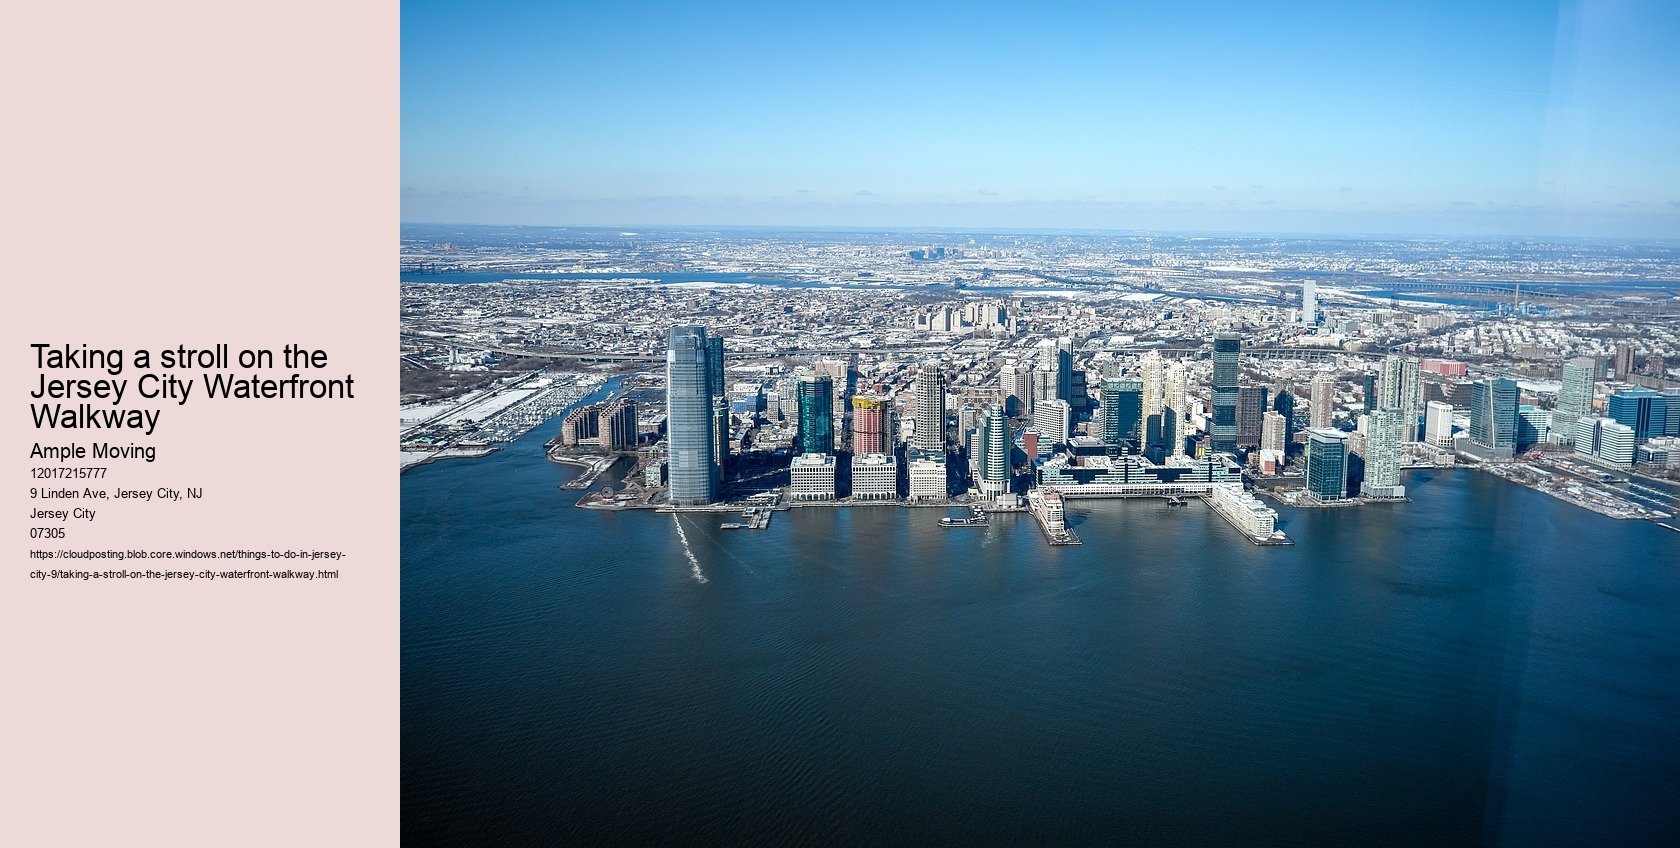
[402,395,1680,846]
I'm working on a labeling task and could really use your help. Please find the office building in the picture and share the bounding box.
[850,453,899,500]
[1607,389,1667,441]
[666,325,719,505]
[789,454,837,500]
[1425,400,1454,447]
[1469,377,1518,451]
[906,448,949,500]
[851,395,889,456]
[1210,333,1240,454]
[1305,428,1349,502]
[1302,281,1318,326]
[796,374,834,455]
[1362,372,1378,415]
[1101,377,1143,455]
[1575,417,1636,468]
[1517,405,1549,447]
[912,365,947,452]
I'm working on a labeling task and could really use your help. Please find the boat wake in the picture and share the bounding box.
[673,515,708,583]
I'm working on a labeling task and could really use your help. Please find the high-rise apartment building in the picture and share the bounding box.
[667,325,719,505]
[1210,333,1240,454]
[1166,362,1188,457]
[1302,281,1318,326]
[1364,408,1405,498]
[912,365,947,452]
[851,395,888,455]
[1362,372,1378,415]
[1238,385,1269,447]
[1615,342,1635,381]
[1033,398,1072,443]
[976,404,1011,500]
[1261,411,1288,455]
[1556,356,1597,427]
[998,362,1031,416]
[1310,374,1334,430]
[1378,354,1422,440]
[1274,389,1296,445]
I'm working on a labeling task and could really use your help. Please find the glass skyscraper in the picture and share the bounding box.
[1305,428,1349,501]
[667,325,720,505]
[1101,377,1142,456]
[977,403,1011,500]
[1210,332,1240,454]
[796,374,835,455]
[1470,377,1518,449]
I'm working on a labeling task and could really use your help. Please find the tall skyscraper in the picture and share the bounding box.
[1031,365,1058,408]
[796,374,834,455]
[1210,333,1240,454]
[1237,385,1269,447]
[1425,400,1455,446]
[1274,389,1296,446]
[851,395,888,455]
[1310,374,1334,430]
[667,325,719,505]
[1033,398,1072,442]
[912,364,947,452]
[998,362,1031,416]
[1165,361,1188,457]
[976,404,1011,500]
[1305,428,1349,501]
[1553,356,1597,440]
[1470,377,1518,450]
[1261,410,1288,454]
[1364,408,1405,498]
[1361,372,1378,415]
[1607,389,1667,441]
[1101,377,1142,455]
[1378,354,1422,440]
[1615,342,1635,381]
[1054,337,1074,403]
[706,334,729,482]
[1302,281,1318,326]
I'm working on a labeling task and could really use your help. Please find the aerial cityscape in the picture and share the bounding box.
[400,226,1680,535]
[401,2,1680,844]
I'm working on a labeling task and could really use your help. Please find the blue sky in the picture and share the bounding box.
[402,1,1680,237]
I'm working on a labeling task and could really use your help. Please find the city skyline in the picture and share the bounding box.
[403,0,1680,237]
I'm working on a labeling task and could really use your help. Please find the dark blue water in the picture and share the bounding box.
[403,403,1680,845]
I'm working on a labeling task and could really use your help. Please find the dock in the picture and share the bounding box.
[720,506,772,530]
[1027,488,1082,546]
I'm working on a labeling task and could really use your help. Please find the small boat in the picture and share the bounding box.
[940,515,988,527]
